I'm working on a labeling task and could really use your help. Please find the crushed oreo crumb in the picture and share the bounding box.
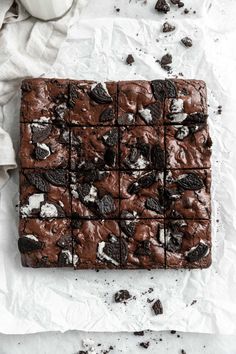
[155,0,170,13]
[114,290,132,303]
[126,54,135,65]
[139,342,150,349]
[162,21,175,32]
[152,299,163,315]
[181,37,193,47]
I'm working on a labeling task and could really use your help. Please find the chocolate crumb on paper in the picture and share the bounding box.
[152,299,163,315]
[126,54,135,65]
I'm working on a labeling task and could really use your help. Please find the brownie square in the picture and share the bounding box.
[164,79,208,125]
[118,80,164,125]
[165,219,211,269]
[20,170,71,218]
[165,124,212,169]
[71,126,118,170]
[165,169,211,220]
[18,218,73,268]
[71,170,119,219]
[19,123,69,169]
[120,218,165,269]
[72,219,122,269]
[69,81,117,125]
[20,78,69,124]
[120,170,164,219]
[120,126,165,170]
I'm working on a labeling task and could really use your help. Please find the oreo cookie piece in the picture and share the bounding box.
[151,145,165,170]
[114,290,132,303]
[139,102,162,124]
[96,195,115,215]
[34,143,51,160]
[120,219,136,238]
[155,0,170,13]
[18,235,44,253]
[181,36,193,47]
[26,172,49,192]
[145,197,162,213]
[104,148,116,166]
[128,172,156,195]
[58,250,73,266]
[44,170,67,186]
[120,238,128,265]
[152,299,163,315]
[97,234,120,266]
[102,128,118,147]
[31,124,52,143]
[185,242,209,262]
[176,173,204,190]
[99,107,114,122]
[162,21,175,32]
[134,240,151,256]
[151,79,177,101]
[90,83,113,104]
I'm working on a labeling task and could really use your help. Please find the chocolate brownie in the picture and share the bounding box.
[71,126,118,170]
[165,169,211,220]
[18,218,73,267]
[69,81,117,125]
[164,79,208,125]
[71,170,119,219]
[120,218,165,269]
[118,81,164,125]
[72,220,124,269]
[165,219,211,269]
[165,124,211,169]
[19,78,211,270]
[120,170,164,218]
[20,78,69,124]
[120,126,165,170]
[20,123,69,169]
[20,170,71,218]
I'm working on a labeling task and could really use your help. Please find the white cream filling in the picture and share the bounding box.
[131,155,149,169]
[159,228,165,244]
[170,98,184,113]
[97,241,119,266]
[36,143,51,159]
[169,113,188,123]
[21,193,45,217]
[40,203,58,218]
[84,185,98,203]
[185,240,209,257]
[139,108,153,123]
[23,234,39,242]
[61,250,73,264]
[38,116,50,123]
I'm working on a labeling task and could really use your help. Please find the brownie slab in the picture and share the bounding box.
[20,78,69,124]
[69,81,117,126]
[71,170,119,219]
[20,123,69,169]
[165,169,211,220]
[165,124,212,169]
[164,79,208,125]
[120,170,164,219]
[72,220,124,269]
[165,219,211,269]
[118,80,164,125]
[120,126,165,170]
[120,218,165,269]
[20,170,71,218]
[18,219,73,268]
[71,126,118,170]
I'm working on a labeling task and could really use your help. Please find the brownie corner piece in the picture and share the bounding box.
[18,218,73,268]
[164,79,208,125]
[120,218,165,269]
[72,219,123,269]
[165,219,211,269]
[20,78,69,124]
[118,80,164,126]
[69,81,117,126]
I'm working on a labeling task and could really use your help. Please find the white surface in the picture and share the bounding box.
[0,0,236,345]
[0,330,236,354]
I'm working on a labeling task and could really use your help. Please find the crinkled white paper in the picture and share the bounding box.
[1,0,236,335]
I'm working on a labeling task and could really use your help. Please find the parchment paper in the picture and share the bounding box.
[0,0,236,335]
